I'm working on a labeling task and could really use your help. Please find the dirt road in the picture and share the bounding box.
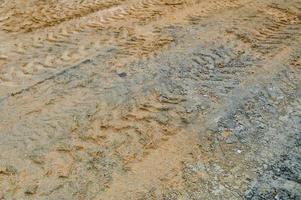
[0,0,300,199]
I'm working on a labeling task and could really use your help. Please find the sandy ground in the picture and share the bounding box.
[0,0,300,199]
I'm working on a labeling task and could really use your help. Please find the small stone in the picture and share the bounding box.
[218,63,224,68]
[25,184,38,195]
[29,154,45,165]
[56,143,72,152]
[263,164,268,169]
[0,55,8,60]
[154,113,169,125]
[0,165,17,175]
[222,129,231,138]
[57,165,72,178]
[117,72,127,77]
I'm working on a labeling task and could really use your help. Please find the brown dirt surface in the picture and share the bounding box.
[0,0,300,199]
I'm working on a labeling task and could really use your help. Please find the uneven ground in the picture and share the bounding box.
[0,0,300,199]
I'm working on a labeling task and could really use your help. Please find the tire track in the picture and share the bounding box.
[228,2,301,55]
[0,0,246,97]
[0,0,127,32]
[0,0,300,199]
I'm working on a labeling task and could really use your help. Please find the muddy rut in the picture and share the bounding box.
[0,0,300,199]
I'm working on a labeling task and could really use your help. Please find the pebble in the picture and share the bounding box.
[117,72,127,77]
[25,184,38,195]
